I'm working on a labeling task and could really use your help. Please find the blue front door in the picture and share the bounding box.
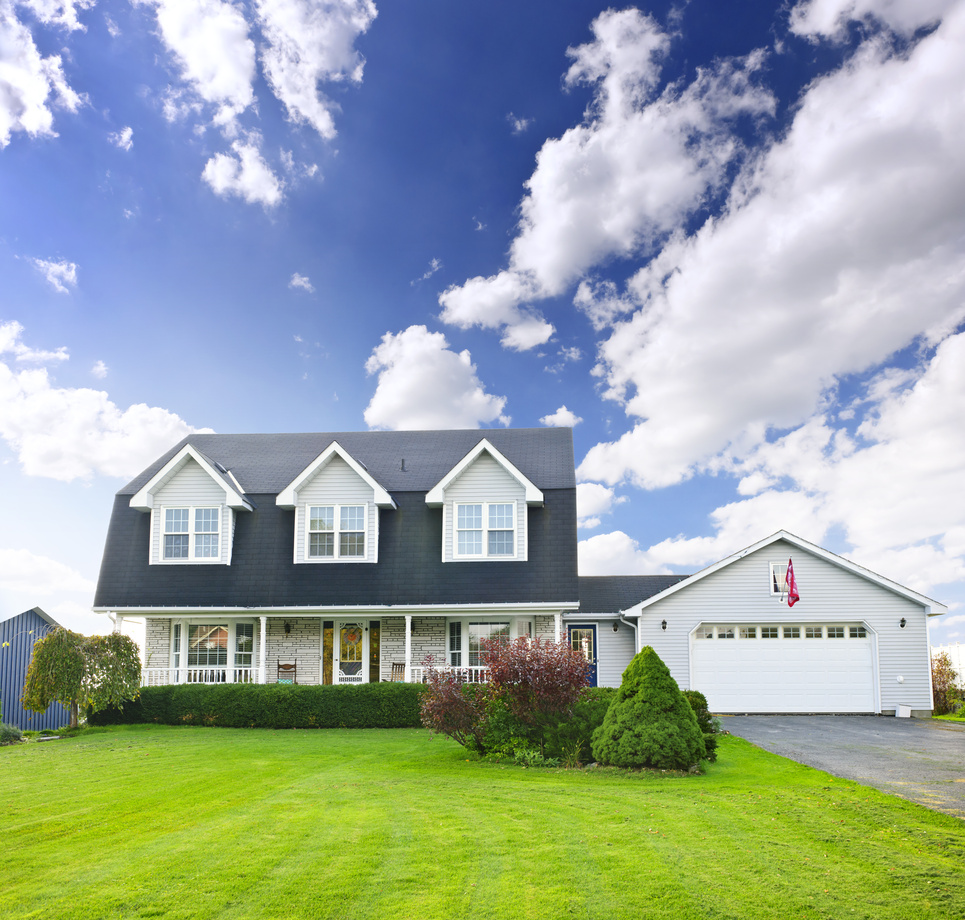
[567,624,598,687]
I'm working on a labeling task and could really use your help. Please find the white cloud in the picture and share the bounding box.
[108,125,133,150]
[575,481,626,531]
[202,140,284,206]
[289,272,314,292]
[580,4,965,490]
[0,548,95,596]
[138,0,257,132]
[0,1,85,147]
[363,325,510,430]
[411,257,441,286]
[540,405,583,428]
[18,0,94,31]
[255,0,377,140]
[0,320,68,363]
[789,0,956,39]
[30,257,78,293]
[91,359,107,378]
[0,323,208,482]
[605,330,965,602]
[578,530,673,576]
[439,8,773,350]
[507,112,532,134]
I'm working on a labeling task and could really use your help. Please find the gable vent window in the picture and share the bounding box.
[308,505,366,559]
[163,507,220,560]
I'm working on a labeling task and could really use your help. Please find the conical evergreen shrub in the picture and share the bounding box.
[591,646,706,769]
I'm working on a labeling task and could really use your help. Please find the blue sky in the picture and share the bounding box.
[2,0,964,646]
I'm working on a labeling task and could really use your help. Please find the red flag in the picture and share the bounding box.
[786,557,800,607]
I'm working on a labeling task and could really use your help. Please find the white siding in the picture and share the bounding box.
[633,540,933,713]
[150,458,231,564]
[294,455,379,563]
[596,621,636,688]
[442,453,527,562]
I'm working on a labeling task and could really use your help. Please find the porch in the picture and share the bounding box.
[139,612,563,687]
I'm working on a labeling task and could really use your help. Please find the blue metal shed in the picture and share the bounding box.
[1,608,71,731]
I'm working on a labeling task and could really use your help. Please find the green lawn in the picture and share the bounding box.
[2,726,963,920]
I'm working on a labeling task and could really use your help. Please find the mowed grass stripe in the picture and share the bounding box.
[2,725,963,919]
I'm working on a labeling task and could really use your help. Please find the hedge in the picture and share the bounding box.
[88,682,428,729]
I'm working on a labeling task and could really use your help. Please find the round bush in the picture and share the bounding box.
[591,646,706,770]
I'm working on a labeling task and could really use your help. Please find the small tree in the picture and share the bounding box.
[22,628,141,728]
[931,651,958,716]
[420,638,591,756]
[592,646,706,770]
[481,636,590,752]
[419,661,489,751]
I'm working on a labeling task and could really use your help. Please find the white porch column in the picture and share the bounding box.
[554,612,562,643]
[404,614,412,682]
[259,616,267,684]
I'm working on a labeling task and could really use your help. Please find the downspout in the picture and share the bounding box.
[619,614,639,653]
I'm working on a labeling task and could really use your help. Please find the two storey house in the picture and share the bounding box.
[94,427,944,715]
[93,429,579,687]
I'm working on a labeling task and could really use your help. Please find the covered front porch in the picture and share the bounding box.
[136,609,568,687]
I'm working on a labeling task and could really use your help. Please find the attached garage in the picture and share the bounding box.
[621,531,944,716]
[689,622,876,713]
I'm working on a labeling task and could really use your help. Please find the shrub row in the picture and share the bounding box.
[88,682,428,729]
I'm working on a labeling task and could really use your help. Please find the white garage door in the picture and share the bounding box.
[690,624,876,713]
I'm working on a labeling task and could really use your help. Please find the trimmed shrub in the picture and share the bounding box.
[591,646,706,770]
[88,682,427,729]
[682,689,719,763]
[1,722,24,743]
[543,687,616,764]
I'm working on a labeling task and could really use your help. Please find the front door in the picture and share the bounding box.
[334,621,368,684]
[567,624,598,687]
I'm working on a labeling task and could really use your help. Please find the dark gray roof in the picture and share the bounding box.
[578,575,689,614]
[96,428,580,610]
[118,428,575,496]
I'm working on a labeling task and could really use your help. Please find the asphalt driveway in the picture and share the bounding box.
[722,715,965,819]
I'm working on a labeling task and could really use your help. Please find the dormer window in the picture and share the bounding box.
[456,503,515,557]
[163,507,221,560]
[308,505,366,559]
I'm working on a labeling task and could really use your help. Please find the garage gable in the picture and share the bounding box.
[624,532,941,715]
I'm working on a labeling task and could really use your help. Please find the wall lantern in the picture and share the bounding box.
[899,618,906,629]
[612,622,620,633]
[661,620,667,631]
[284,621,292,634]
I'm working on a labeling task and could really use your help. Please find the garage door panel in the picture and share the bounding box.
[691,627,875,713]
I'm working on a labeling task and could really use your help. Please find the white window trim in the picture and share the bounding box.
[303,503,369,563]
[169,619,257,676]
[451,501,521,561]
[446,617,533,667]
[769,562,789,596]
[156,505,224,564]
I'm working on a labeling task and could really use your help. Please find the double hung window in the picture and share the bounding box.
[162,507,220,560]
[455,503,515,557]
[307,505,366,559]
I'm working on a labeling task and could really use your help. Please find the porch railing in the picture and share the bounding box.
[142,667,256,687]
[407,666,489,684]
[140,665,489,686]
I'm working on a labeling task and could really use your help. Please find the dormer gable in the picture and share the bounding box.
[129,444,251,566]
[276,441,395,564]
[425,438,543,507]
[427,439,543,563]
[130,444,252,512]
[276,441,396,509]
